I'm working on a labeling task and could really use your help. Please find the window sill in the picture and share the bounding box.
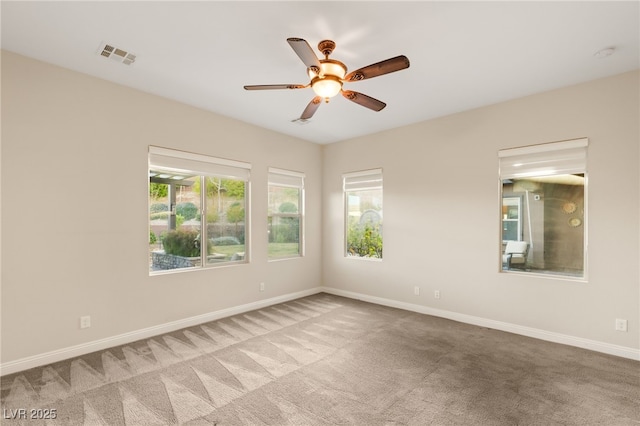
[500,268,587,283]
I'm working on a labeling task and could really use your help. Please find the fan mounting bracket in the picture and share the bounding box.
[318,40,336,57]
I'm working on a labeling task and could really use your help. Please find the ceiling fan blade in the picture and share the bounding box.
[344,55,410,82]
[300,96,323,119]
[287,38,321,71]
[244,84,306,90]
[341,90,386,112]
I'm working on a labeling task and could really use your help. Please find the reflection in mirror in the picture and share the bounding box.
[501,174,585,278]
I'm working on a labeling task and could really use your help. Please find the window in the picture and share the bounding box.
[502,196,522,241]
[148,146,250,273]
[498,138,588,278]
[343,169,383,259]
[268,168,304,259]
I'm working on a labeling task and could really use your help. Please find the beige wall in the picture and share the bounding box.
[2,50,638,367]
[1,51,323,363]
[322,71,639,351]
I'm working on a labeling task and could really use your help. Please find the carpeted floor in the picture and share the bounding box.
[1,293,639,425]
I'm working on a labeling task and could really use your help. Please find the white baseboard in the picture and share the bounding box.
[320,286,640,361]
[0,287,323,376]
[3,285,637,376]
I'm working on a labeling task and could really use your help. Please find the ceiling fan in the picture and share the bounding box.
[244,38,410,120]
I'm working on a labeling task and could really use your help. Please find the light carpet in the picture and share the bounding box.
[1,293,639,425]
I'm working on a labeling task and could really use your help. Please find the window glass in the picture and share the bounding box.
[499,139,587,278]
[343,169,383,259]
[268,168,304,259]
[204,177,247,265]
[149,147,250,273]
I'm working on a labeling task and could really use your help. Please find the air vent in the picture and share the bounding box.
[97,42,136,65]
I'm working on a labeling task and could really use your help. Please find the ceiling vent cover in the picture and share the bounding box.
[97,42,136,65]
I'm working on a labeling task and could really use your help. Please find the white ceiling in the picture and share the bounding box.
[2,1,639,144]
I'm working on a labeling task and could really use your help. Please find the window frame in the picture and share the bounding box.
[343,168,384,260]
[267,167,305,260]
[498,138,588,280]
[148,146,251,275]
[502,195,523,242]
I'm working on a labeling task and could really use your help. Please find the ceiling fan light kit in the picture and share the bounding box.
[310,59,346,99]
[244,38,410,120]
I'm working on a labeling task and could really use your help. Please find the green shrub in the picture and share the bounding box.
[162,228,201,257]
[279,202,298,213]
[150,230,157,244]
[211,236,241,246]
[176,202,198,221]
[196,210,219,223]
[270,221,299,244]
[149,213,185,227]
[347,222,383,258]
[150,203,169,213]
[227,202,245,224]
[150,212,169,220]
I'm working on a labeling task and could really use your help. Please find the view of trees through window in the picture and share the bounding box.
[149,173,247,272]
[268,185,302,258]
[344,170,383,259]
[346,189,383,258]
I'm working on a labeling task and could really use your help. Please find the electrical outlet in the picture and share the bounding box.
[414,286,420,296]
[80,316,91,329]
[434,290,440,299]
[615,318,628,332]
[259,282,265,292]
